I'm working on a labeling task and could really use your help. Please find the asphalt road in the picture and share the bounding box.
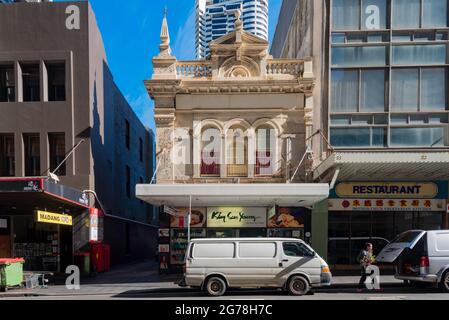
[2,286,449,300]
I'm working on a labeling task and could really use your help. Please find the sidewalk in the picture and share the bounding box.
[0,261,403,298]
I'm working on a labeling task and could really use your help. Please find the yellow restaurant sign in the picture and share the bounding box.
[336,182,438,199]
[37,211,73,226]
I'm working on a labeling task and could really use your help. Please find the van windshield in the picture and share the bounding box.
[391,231,423,244]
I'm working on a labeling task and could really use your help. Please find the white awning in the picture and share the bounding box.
[136,183,330,207]
[314,151,449,181]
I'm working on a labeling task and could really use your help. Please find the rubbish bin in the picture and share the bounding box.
[0,258,25,292]
[74,252,90,275]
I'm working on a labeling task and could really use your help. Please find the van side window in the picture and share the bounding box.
[283,242,314,257]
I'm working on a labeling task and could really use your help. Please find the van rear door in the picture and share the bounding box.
[377,231,426,263]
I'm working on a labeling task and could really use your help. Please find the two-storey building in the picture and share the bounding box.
[137,12,330,273]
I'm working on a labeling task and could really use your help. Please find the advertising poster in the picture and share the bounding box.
[268,207,307,228]
[170,208,207,228]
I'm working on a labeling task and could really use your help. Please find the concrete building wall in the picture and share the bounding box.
[271,0,329,163]
[0,1,156,264]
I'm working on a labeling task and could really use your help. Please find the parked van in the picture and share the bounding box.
[181,238,332,296]
[377,230,449,292]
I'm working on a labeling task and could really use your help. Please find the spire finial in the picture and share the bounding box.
[158,8,172,57]
[234,9,243,31]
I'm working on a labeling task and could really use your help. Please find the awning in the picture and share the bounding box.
[0,178,91,214]
[136,183,330,207]
[314,151,449,182]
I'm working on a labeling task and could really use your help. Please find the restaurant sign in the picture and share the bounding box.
[37,210,73,226]
[329,199,446,212]
[335,182,439,199]
[207,207,267,228]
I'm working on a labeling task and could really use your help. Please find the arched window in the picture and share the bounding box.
[200,126,221,176]
[226,126,248,177]
[255,126,276,176]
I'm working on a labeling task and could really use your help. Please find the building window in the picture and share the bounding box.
[23,133,40,176]
[332,0,388,31]
[0,64,15,102]
[21,63,40,102]
[392,44,447,65]
[126,165,131,198]
[331,46,387,67]
[46,62,66,101]
[49,133,66,176]
[201,126,221,177]
[139,138,143,163]
[331,69,386,112]
[392,0,448,29]
[330,127,387,148]
[390,127,447,147]
[125,120,130,150]
[391,67,447,111]
[0,134,15,177]
[226,126,248,177]
[255,127,275,176]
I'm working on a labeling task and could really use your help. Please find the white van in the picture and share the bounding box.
[377,230,449,292]
[181,238,332,296]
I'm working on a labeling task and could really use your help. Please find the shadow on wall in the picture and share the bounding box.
[103,217,158,266]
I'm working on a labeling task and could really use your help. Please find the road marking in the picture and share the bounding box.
[366,296,407,300]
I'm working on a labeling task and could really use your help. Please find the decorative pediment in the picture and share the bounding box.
[210,30,269,47]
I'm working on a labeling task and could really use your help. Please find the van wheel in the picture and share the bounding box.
[287,276,309,296]
[441,271,449,292]
[205,277,227,297]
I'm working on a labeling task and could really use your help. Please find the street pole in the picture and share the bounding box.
[188,195,192,244]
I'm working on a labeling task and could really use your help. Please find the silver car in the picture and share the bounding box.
[377,230,449,292]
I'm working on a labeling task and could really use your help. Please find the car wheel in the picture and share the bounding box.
[287,276,310,296]
[205,277,227,297]
[441,271,449,293]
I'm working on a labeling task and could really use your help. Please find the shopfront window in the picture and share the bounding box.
[328,211,445,266]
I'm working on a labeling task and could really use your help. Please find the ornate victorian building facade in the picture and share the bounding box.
[147,12,315,184]
[137,12,329,273]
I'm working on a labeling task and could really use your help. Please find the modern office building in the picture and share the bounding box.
[272,0,449,269]
[137,12,330,274]
[0,1,156,271]
[196,0,269,59]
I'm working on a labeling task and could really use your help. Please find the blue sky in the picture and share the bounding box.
[61,0,282,132]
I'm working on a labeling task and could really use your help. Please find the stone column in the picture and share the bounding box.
[154,108,175,183]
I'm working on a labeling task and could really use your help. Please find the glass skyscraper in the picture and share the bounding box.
[196,0,269,59]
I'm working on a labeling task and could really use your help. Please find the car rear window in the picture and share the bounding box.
[239,242,276,258]
[392,231,423,244]
[192,243,235,258]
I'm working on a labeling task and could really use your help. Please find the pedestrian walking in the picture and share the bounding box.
[357,242,375,292]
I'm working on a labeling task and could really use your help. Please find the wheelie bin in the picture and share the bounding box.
[0,258,25,292]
